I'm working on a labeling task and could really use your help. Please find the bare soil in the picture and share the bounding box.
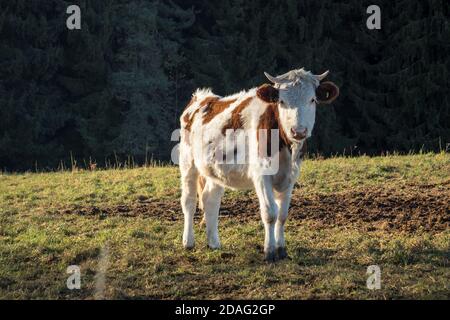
[59,181,449,233]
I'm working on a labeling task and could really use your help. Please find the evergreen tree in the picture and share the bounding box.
[0,0,448,170]
[382,0,450,151]
[109,0,193,161]
[0,0,66,170]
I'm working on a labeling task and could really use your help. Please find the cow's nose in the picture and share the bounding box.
[291,127,307,140]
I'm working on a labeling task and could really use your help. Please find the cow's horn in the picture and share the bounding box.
[316,70,329,81]
[264,71,293,84]
[264,72,280,83]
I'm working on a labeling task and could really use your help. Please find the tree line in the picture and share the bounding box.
[0,0,448,171]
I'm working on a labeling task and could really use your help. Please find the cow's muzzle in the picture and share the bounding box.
[290,127,308,141]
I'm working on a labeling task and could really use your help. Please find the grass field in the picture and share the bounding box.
[0,153,449,299]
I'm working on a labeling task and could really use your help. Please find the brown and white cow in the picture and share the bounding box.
[179,68,339,262]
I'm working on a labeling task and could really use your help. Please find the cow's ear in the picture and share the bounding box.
[316,81,339,104]
[257,84,279,103]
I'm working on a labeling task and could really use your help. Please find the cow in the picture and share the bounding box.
[179,68,339,262]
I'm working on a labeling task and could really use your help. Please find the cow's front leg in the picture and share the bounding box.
[254,175,278,262]
[201,179,224,249]
[274,184,294,260]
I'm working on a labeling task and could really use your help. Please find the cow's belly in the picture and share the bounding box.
[218,166,254,190]
[198,162,254,190]
[191,128,254,190]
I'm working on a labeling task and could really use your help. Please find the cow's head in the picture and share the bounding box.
[261,68,339,143]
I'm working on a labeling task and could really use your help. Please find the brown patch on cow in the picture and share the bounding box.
[182,96,199,132]
[183,95,197,112]
[257,103,291,157]
[202,98,237,125]
[221,97,253,135]
[256,84,279,103]
[184,108,201,132]
[199,96,220,108]
[182,112,190,125]
[183,96,220,132]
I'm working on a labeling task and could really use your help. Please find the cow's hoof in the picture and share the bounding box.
[207,233,221,250]
[208,241,221,250]
[264,250,277,263]
[277,247,289,260]
[183,238,195,250]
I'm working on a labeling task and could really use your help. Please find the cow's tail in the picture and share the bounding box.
[197,175,206,225]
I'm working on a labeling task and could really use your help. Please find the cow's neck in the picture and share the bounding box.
[270,103,292,152]
[289,140,307,179]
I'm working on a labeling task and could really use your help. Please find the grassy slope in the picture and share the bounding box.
[0,153,448,299]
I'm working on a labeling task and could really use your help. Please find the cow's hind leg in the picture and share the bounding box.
[180,157,198,249]
[201,179,224,249]
[254,176,278,262]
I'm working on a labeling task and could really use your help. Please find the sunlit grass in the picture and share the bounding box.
[0,153,448,299]
[1,153,448,213]
[0,214,447,299]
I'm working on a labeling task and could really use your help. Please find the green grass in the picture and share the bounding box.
[0,153,449,299]
[1,152,448,213]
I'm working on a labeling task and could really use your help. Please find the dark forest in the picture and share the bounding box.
[0,0,449,171]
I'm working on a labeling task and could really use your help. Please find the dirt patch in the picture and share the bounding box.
[287,182,449,233]
[59,182,449,233]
